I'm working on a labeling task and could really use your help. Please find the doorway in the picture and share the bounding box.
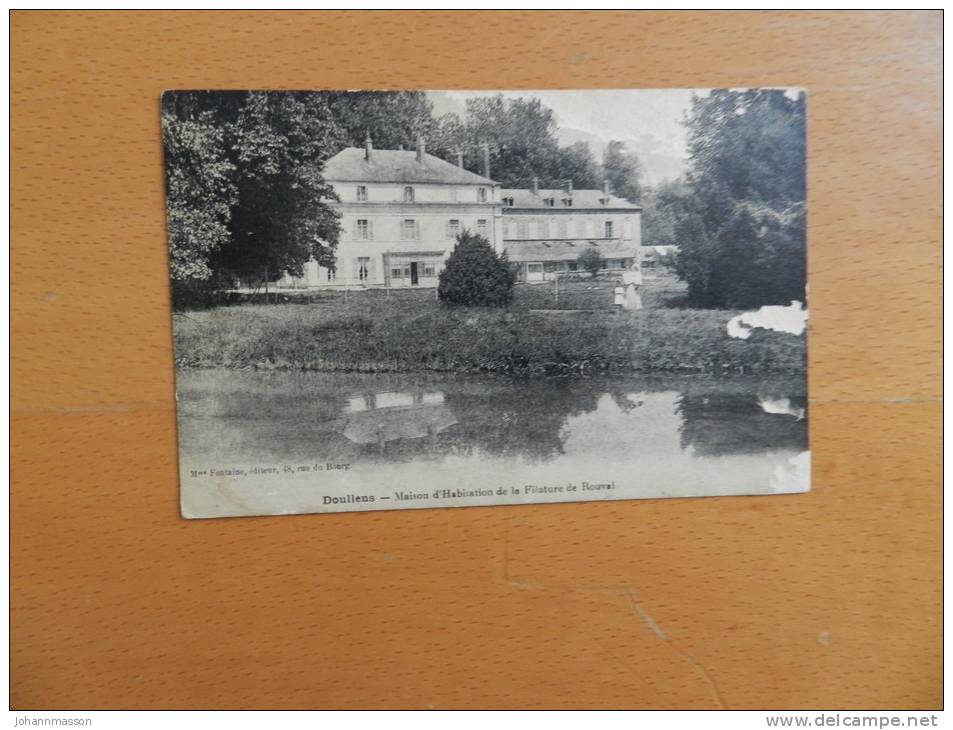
[410,262,419,286]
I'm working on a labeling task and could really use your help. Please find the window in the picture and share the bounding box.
[356,219,371,240]
[562,198,573,207]
[476,219,488,237]
[605,221,614,238]
[502,196,514,207]
[391,267,405,279]
[538,220,550,238]
[449,188,458,202]
[401,219,419,240]
[403,186,415,203]
[477,187,487,203]
[544,198,555,207]
[517,220,529,239]
[557,220,568,238]
[447,219,461,239]
[357,257,371,282]
[356,185,368,202]
[327,266,337,281]
[423,263,437,277]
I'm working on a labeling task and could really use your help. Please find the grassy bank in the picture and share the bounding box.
[174,275,805,375]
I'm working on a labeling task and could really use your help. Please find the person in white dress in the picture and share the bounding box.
[622,261,643,311]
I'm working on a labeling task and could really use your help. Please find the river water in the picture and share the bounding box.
[175,370,809,518]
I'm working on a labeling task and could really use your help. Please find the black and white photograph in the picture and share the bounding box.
[162,88,809,519]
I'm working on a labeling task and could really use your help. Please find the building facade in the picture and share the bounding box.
[501,180,642,282]
[278,138,502,289]
[278,141,642,290]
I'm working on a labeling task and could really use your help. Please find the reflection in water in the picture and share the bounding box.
[176,370,808,467]
[675,392,808,456]
[336,391,457,449]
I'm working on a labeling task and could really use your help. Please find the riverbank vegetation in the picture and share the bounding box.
[173,274,805,375]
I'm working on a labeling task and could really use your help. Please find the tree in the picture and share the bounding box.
[210,92,342,287]
[673,89,806,308]
[438,231,515,307]
[323,91,437,151]
[577,247,604,277]
[602,141,643,203]
[161,91,345,306]
[557,141,601,189]
[428,94,564,187]
[640,178,690,247]
[161,94,238,307]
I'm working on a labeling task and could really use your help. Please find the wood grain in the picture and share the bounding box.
[10,10,941,709]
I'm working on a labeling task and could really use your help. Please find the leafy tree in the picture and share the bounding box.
[323,91,437,151]
[433,94,563,187]
[438,231,515,307]
[430,95,623,193]
[576,247,604,277]
[429,112,467,162]
[161,106,236,283]
[557,141,601,189]
[673,89,806,308]
[602,140,642,203]
[209,92,342,286]
[161,94,239,307]
[161,91,345,305]
[640,178,690,247]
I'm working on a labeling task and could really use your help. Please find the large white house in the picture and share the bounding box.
[277,139,642,289]
[279,137,502,289]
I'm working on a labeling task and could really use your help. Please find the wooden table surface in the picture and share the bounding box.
[11,10,942,710]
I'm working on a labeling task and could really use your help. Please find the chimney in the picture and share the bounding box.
[364,132,373,161]
[565,179,573,195]
[480,141,491,179]
[455,147,464,168]
[416,136,426,162]
[603,179,611,195]
[531,176,539,195]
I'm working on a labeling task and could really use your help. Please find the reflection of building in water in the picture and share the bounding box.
[347,391,446,412]
[336,391,457,451]
[676,393,808,456]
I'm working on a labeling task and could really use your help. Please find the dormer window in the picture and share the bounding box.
[356,185,368,202]
[403,186,415,203]
[503,196,515,207]
[562,198,573,207]
[478,187,487,203]
[544,198,555,207]
[600,197,610,206]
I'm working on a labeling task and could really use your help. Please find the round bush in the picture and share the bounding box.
[438,231,516,307]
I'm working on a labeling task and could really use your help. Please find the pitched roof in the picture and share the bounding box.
[500,188,641,210]
[324,147,498,186]
[504,239,639,263]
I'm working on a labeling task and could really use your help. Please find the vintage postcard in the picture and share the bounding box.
[162,89,808,519]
